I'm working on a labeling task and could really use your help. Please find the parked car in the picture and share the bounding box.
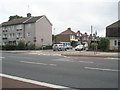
[65,46,73,49]
[75,45,83,51]
[53,43,67,51]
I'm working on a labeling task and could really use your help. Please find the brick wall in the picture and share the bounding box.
[56,34,70,43]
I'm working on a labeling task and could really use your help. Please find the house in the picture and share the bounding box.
[55,28,78,47]
[0,24,2,46]
[56,28,96,47]
[106,20,120,51]
[0,13,52,47]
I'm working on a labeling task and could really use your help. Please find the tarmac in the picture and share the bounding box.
[0,49,119,89]
[1,49,119,58]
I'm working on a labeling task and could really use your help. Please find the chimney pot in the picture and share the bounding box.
[27,13,31,17]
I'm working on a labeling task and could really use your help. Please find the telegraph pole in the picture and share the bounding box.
[91,25,93,36]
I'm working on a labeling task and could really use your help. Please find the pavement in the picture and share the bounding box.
[0,49,119,58]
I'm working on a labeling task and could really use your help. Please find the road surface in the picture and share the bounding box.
[1,53,119,89]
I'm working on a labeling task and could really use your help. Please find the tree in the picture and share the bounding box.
[8,15,23,21]
[99,37,110,51]
[17,40,25,50]
[52,35,56,43]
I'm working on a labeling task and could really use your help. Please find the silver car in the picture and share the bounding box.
[53,43,67,51]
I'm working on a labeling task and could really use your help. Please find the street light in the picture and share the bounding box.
[41,38,43,50]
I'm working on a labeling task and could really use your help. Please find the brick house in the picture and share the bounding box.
[0,13,52,47]
[106,20,120,51]
[55,28,77,46]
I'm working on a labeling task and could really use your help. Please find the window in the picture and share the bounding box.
[9,34,12,38]
[26,24,31,28]
[16,25,22,29]
[3,34,7,38]
[17,33,22,38]
[12,33,15,38]
[11,26,15,30]
[118,40,120,46]
[114,40,117,46]
[27,32,32,37]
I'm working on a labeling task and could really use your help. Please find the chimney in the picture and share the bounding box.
[27,13,31,17]
[68,28,71,30]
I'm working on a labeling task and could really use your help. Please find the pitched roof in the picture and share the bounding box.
[2,17,29,26]
[1,16,44,26]
[25,16,43,24]
[106,20,120,28]
[60,28,76,34]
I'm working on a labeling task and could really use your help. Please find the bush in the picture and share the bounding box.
[16,40,25,50]
[2,44,16,50]
[91,43,98,50]
[99,38,110,51]
[26,44,35,50]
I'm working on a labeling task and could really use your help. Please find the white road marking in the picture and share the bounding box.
[38,54,61,56]
[20,61,57,66]
[0,57,5,61]
[49,64,57,66]
[8,56,34,60]
[0,73,69,89]
[84,67,119,72]
[78,61,94,63]
[53,58,94,63]
[0,57,5,59]
[104,58,118,60]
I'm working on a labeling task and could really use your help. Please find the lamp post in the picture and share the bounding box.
[41,38,43,50]
[34,37,36,50]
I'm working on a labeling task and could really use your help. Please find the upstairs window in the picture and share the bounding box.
[118,40,120,46]
[114,40,117,46]
[27,32,32,37]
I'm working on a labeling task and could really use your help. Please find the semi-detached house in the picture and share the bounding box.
[0,13,52,47]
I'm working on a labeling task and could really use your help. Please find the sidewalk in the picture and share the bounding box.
[1,50,119,58]
[1,74,69,89]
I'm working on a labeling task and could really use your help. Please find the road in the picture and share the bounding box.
[1,53,119,89]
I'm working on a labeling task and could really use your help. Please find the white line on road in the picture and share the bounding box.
[0,57,5,61]
[8,56,34,60]
[0,73,69,89]
[104,58,118,60]
[84,67,119,72]
[0,57,5,59]
[78,61,94,63]
[20,61,57,66]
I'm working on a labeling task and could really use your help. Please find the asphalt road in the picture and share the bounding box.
[1,53,119,88]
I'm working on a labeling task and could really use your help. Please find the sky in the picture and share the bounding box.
[0,0,119,37]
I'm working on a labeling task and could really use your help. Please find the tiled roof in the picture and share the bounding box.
[106,20,120,28]
[25,16,43,24]
[2,17,29,26]
[60,28,76,34]
[1,16,43,26]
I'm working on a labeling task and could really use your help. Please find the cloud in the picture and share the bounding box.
[0,0,119,37]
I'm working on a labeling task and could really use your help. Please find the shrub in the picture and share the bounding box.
[26,44,35,50]
[99,38,110,51]
[16,40,25,50]
[2,44,16,50]
[91,43,98,50]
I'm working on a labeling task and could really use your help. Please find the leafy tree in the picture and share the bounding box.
[91,43,98,50]
[8,15,23,21]
[17,40,25,50]
[99,37,110,51]
[52,35,56,43]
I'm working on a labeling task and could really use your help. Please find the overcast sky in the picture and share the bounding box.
[0,0,119,37]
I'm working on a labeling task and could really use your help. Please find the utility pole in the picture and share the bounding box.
[54,28,56,44]
[91,25,93,36]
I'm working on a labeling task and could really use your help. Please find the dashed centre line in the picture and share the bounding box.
[8,56,34,60]
[84,67,119,72]
[20,61,57,67]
